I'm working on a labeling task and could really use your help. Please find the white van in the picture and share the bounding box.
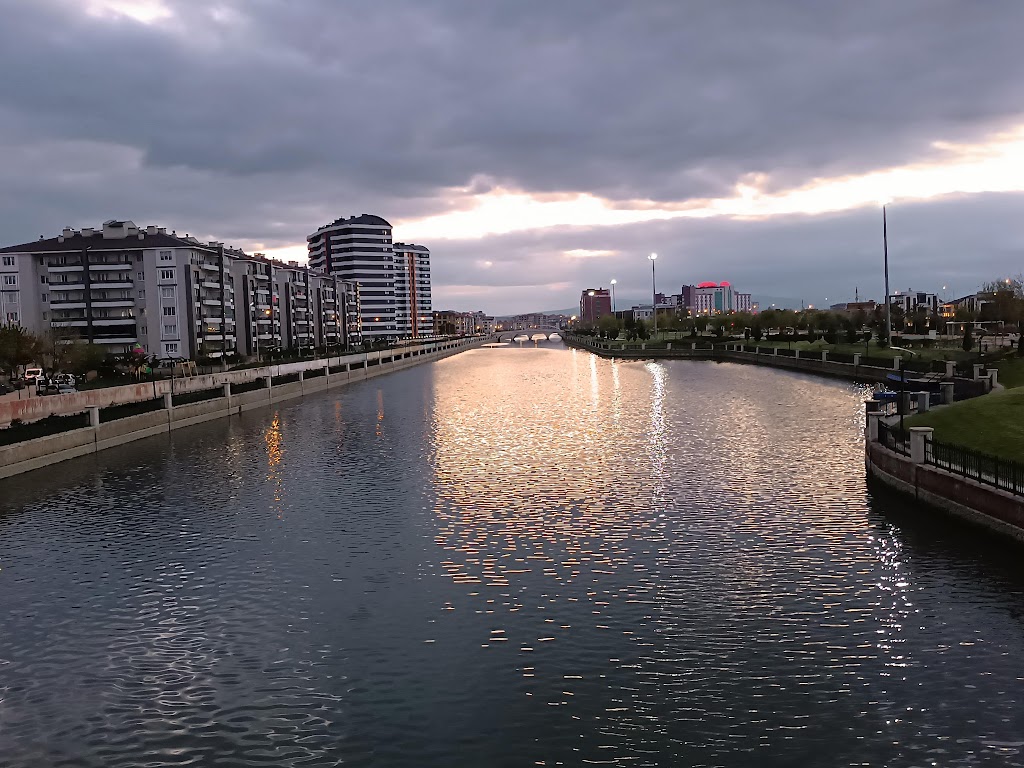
[23,367,43,383]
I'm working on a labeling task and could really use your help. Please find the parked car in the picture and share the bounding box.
[23,367,43,383]
[54,373,77,393]
[0,381,14,395]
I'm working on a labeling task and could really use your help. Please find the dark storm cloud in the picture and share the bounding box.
[0,0,1022,313]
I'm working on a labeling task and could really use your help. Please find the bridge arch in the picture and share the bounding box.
[495,327,563,343]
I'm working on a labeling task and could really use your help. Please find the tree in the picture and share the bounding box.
[66,341,108,375]
[981,275,1024,299]
[962,324,974,352]
[0,324,41,375]
[598,314,621,340]
[714,324,725,338]
[824,327,839,345]
[752,325,763,342]
[636,319,650,340]
[1018,333,1023,358]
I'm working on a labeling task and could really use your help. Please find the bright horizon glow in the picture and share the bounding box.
[398,124,1024,242]
[85,0,173,24]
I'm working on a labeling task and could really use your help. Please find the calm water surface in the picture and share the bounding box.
[2,345,1023,767]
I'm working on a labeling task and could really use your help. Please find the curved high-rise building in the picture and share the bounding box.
[307,214,395,339]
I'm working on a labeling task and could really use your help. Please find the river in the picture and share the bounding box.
[1,344,1023,767]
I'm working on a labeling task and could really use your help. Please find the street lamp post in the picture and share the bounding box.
[883,204,891,347]
[610,279,617,313]
[648,253,658,337]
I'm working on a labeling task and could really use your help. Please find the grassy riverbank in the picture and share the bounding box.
[994,358,1024,388]
[907,387,1024,462]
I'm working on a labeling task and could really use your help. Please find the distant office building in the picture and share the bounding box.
[693,282,737,315]
[579,287,612,324]
[675,282,750,315]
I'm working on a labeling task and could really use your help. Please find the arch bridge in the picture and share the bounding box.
[493,326,565,343]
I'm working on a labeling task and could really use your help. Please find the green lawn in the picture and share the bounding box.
[906,387,1024,462]
[994,357,1024,388]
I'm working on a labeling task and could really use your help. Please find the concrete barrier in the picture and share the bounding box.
[0,338,485,479]
[0,338,478,428]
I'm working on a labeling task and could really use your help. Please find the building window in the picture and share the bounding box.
[41,293,48,303]
[2,274,17,286]
[6,312,18,322]
[138,289,145,299]
[159,269,174,280]
[163,342,179,355]
[162,305,176,316]
[42,312,48,321]
[161,287,175,299]
[1,256,14,266]
[40,275,47,284]
[163,324,177,336]
[138,271,145,280]
[140,325,147,335]
[159,250,173,262]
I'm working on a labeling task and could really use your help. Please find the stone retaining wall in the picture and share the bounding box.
[865,433,1024,544]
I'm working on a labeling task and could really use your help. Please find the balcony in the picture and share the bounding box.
[92,318,136,326]
[47,264,84,273]
[198,262,221,272]
[49,301,87,309]
[89,262,133,271]
[92,280,133,289]
[91,299,135,308]
[201,280,222,290]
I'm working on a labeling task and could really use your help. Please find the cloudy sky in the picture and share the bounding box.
[1,0,1023,314]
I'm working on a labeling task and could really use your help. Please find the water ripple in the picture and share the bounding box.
[1,347,1023,766]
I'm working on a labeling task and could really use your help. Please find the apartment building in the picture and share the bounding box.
[890,289,939,314]
[1,220,361,361]
[307,215,434,341]
[0,220,225,358]
[393,243,432,338]
[307,214,396,339]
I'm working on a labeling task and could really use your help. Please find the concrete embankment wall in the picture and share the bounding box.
[0,338,481,480]
[564,336,997,395]
[564,336,900,384]
[865,440,1024,544]
[0,339,473,428]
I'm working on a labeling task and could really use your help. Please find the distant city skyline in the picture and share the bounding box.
[1,2,1022,315]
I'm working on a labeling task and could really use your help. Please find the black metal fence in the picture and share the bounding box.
[926,438,1024,497]
[877,422,909,455]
